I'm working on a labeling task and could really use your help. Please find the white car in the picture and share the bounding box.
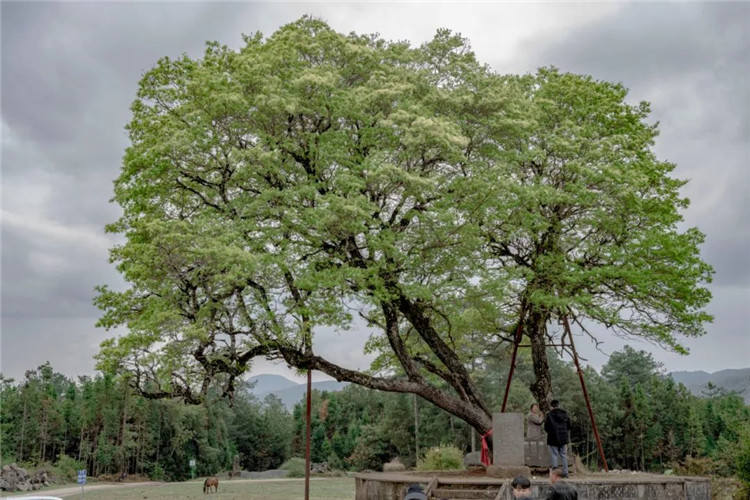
[9,497,64,500]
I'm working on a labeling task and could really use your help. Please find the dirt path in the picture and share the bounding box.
[2,481,163,498]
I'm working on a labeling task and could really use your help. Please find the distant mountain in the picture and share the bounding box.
[670,368,750,403]
[248,374,348,409]
[248,374,300,395]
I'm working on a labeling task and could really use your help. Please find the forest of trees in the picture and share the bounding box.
[2,346,748,488]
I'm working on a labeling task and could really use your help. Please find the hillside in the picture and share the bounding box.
[670,368,750,403]
[248,374,348,408]
[248,374,300,395]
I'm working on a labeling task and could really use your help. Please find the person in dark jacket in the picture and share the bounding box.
[545,467,577,500]
[544,399,571,477]
[404,483,428,500]
[511,475,534,499]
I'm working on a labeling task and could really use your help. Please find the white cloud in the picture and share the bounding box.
[2,210,111,254]
[228,2,622,70]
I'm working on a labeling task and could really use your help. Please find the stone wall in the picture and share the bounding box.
[355,472,712,500]
[355,476,413,500]
[528,479,710,500]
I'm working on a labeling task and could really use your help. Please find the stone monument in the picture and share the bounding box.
[486,412,531,478]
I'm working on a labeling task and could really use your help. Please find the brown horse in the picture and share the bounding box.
[203,476,219,494]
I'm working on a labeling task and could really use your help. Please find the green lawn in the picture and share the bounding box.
[63,478,355,500]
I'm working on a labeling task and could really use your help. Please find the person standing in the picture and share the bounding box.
[544,399,571,477]
[545,467,578,500]
[527,403,545,439]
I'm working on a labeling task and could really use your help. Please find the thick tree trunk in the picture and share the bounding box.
[527,306,553,412]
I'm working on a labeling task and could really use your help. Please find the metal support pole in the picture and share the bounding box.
[562,314,609,472]
[501,305,526,413]
[304,369,312,500]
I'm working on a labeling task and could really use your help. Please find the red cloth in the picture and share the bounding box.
[480,429,493,466]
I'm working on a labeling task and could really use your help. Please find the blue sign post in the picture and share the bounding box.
[77,469,86,496]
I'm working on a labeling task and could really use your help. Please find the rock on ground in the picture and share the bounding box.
[0,463,50,492]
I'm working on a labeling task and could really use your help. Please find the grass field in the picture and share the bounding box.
[5,478,356,500]
[120,478,354,500]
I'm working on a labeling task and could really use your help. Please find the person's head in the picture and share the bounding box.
[550,399,560,409]
[511,475,532,498]
[530,403,539,414]
[404,484,427,500]
[549,467,565,484]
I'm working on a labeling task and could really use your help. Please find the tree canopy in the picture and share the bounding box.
[96,17,713,434]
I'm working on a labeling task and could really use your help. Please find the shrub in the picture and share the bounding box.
[148,463,166,481]
[709,477,743,500]
[54,454,85,481]
[672,455,724,477]
[417,445,464,471]
[280,457,307,478]
[327,452,345,471]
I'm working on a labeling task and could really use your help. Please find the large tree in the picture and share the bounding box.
[472,68,714,408]
[96,17,712,435]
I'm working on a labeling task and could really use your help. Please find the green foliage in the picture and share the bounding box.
[711,399,750,485]
[347,424,394,471]
[326,451,345,471]
[289,386,477,472]
[736,427,750,485]
[95,16,712,443]
[673,455,724,477]
[147,462,167,481]
[0,365,294,481]
[280,457,307,478]
[709,477,744,500]
[2,351,749,486]
[54,454,85,481]
[417,445,464,471]
[230,391,293,472]
[602,346,663,387]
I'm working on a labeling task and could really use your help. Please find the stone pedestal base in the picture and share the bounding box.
[524,438,551,467]
[486,464,531,478]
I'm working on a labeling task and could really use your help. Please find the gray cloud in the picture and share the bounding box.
[511,3,748,87]
[0,317,110,381]
[501,2,750,372]
[1,2,747,380]
[1,220,117,319]
[1,2,254,378]
[507,2,750,288]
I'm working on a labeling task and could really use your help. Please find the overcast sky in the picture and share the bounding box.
[1,1,748,384]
